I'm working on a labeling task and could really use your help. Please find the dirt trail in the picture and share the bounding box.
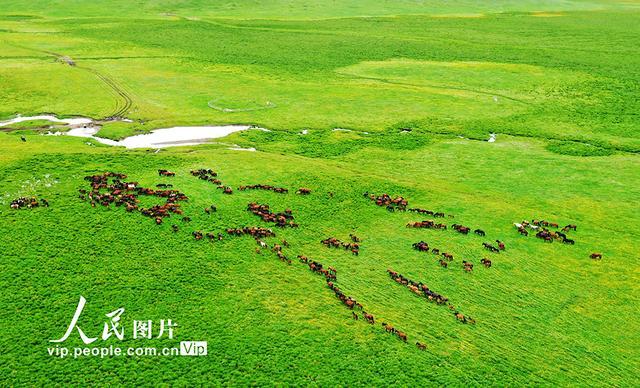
[81,67,132,118]
[2,41,134,119]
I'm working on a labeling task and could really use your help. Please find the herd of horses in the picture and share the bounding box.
[190,168,220,184]
[247,202,298,228]
[387,269,449,306]
[10,196,48,209]
[364,192,409,211]
[412,241,461,269]
[406,220,448,230]
[238,184,288,194]
[320,236,360,255]
[226,226,275,239]
[79,172,188,225]
[387,269,476,326]
[514,220,603,258]
[515,220,578,245]
[406,212,505,270]
[11,168,603,354]
[326,281,375,324]
[298,255,337,281]
[408,208,449,218]
[190,168,232,194]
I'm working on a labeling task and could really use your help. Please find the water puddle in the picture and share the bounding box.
[0,114,92,127]
[112,125,255,148]
[1,115,262,149]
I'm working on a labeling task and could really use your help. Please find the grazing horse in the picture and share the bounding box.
[474,229,486,236]
[439,259,448,268]
[452,224,471,234]
[454,312,467,323]
[363,313,375,324]
[352,312,358,321]
[345,299,355,309]
[480,258,492,268]
[412,241,429,252]
[11,196,41,209]
[590,253,602,260]
[369,193,408,211]
[496,240,505,250]
[483,242,500,253]
[158,169,175,177]
[416,342,427,351]
[296,188,311,195]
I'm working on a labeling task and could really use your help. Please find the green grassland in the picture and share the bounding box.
[0,1,639,385]
[0,119,60,130]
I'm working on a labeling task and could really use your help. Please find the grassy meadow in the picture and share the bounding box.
[0,1,638,385]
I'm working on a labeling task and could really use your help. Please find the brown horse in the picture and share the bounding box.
[363,313,375,324]
[158,169,175,177]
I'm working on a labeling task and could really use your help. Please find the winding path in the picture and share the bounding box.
[2,41,134,119]
[81,67,132,118]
